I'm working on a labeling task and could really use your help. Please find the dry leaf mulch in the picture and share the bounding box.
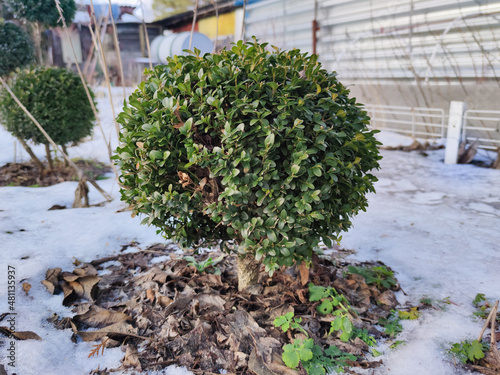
[36,242,404,375]
[0,159,111,187]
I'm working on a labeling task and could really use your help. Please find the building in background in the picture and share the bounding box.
[244,0,500,153]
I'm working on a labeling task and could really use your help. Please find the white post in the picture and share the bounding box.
[444,101,466,164]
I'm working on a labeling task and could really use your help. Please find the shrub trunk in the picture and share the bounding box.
[237,253,260,292]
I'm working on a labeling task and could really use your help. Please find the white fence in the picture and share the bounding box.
[365,102,500,162]
[463,109,500,151]
[364,104,446,139]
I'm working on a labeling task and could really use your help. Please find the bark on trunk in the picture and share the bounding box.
[17,137,45,171]
[45,143,53,170]
[62,145,69,167]
[237,253,260,292]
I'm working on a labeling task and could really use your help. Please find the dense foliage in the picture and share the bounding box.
[0,22,34,76]
[115,39,381,274]
[0,67,96,146]
[4,0,76,27]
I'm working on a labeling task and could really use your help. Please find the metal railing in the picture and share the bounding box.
[363,104,447,139]
[463,109,500,151]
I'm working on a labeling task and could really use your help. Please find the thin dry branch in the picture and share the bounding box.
[89,0,120,139]
[107,0,126,96]
[478,300,499,341]
[490,301,500,362]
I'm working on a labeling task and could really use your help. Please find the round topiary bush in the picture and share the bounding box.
[115,39,381,289]
[5,0,76,28]
[0,22,34,76]
[0,66,96,163]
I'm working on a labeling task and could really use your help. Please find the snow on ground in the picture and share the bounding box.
[0,90,499,374]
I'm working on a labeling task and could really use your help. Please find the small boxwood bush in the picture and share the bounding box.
[0,66,96,148]
[0,22,34,76]
[4,0,76,28]
[115,39,381,275]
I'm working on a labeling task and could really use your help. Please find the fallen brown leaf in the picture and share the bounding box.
[0,326,42,341]
[74,305,131,328]
[22,282,31,295]
[299,261,310,286]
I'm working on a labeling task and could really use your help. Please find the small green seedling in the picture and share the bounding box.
[353,327,376,347]
[309,284,355,342]
[389,340,406,349]
[274,311,308,336]
[448,339,489,364]
[472,293,499,322]
[347,265,397,290]
[183,255,223,274]
[378,310,403,338]
[282,338,357,375]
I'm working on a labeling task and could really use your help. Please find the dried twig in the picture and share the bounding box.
[477,300,499,341]
[88,337,109,358]
[490,301,500,362]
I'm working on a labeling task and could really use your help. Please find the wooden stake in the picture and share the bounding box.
[139,0,153,70]
[89,0,120,139]
[107,0,126,94]
[240,0,248,41]
[212,0,219,53]
[189,0,200,51]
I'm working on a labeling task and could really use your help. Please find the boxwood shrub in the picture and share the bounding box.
[0,22,34,76]
[0,66,96,147]
[115,39,381,274]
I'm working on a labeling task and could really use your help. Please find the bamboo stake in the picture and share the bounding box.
[240,0,248,41]
[107,0,126,96]
[54,0,118,182]
[139,0,153,70]
[212,0,219,53]
[88,0,120,139]
[0,76,113,202]
[189,0,200,51]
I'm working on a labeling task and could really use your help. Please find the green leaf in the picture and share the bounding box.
[282,345,300,369]
[265,133,275,147]
[150,150,163,160]
[267,230,277,243]
[468,340,486,362]
[308,284,329,301]
[317,299,334,315]
[291,164,300,174]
